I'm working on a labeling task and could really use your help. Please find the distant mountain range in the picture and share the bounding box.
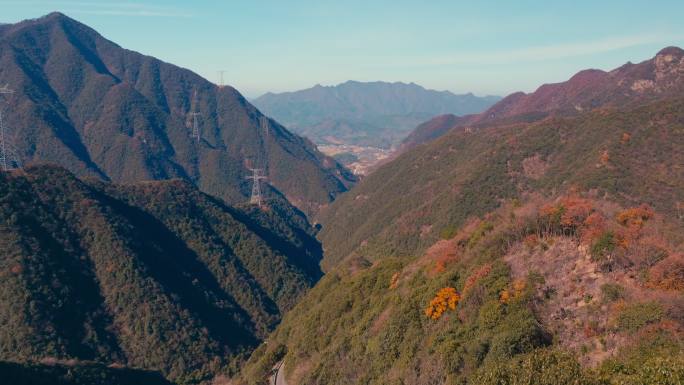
[401,46,684,150]
[0,165,323,383]
[253,80,500,149]
[0,12,355,217]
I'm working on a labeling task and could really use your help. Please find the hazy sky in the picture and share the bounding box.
[2,1,683,98]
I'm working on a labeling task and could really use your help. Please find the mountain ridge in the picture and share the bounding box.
[0,12,355,217]
[0,164,324,383]
[401,46,684,150]
[253,80,500,149]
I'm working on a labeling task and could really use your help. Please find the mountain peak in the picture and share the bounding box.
[656,46,684,57]
[0,12,355,217]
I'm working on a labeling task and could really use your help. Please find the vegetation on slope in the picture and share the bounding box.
[0,165,323,384]
[318,97,684,269]
[239,194,684,385]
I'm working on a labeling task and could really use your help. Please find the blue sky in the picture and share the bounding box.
[2,1,683,98]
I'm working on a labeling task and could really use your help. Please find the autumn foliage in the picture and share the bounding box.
[500,279,526,304]
[389,272,400,289]
[462,264,492,296]
[645,255,684,291]
[617,205,654,229]
[425,287,461,320]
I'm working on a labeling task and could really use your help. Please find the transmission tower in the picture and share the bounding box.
[217,70,226,87]
[245,167,267,207]
[190,112,201,143]
[0,85,21,171]
[189,89,201,143]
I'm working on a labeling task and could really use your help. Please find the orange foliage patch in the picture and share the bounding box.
[500,279,526,304]
[513,279,526,296]
[389,272,400,289]
[462,264,492,296]
[433,252,458,274]
[615,205,654,247]
[425,287,461,320]
[499,289,511,304]
[541,196,594,230]
[617,205,654,229]
[559,196,594,227]
[646,256,684,291]
[581,212,606,244]
[621,132,631,144]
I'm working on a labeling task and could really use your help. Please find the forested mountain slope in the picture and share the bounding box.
[237,96,684,385]
[0,165,323,384]
[319,96,684,269]
[0,12,355,217]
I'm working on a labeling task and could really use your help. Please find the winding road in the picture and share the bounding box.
[270,360,287,385]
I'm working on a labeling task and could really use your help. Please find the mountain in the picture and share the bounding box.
[0,165,324,384]
[319,95,684,268]
[401,47,684,150]
[235,50,684,385]
[253,80,500,149]
[0,12,355,217]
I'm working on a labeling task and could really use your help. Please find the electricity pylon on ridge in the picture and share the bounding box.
[217,70,226,87]
[0,85,21,171]
[245,167,267,207]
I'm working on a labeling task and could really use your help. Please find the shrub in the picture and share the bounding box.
[425,287,461,320]
[616,302,663,332]
[591,231,616,260]
[474,349,596,385]
[617,205,654,229]
[600,283,625,303]
[466,221,494,249]
[439,224,459,240]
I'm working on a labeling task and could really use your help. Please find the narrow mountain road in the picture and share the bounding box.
[270,361,287,385]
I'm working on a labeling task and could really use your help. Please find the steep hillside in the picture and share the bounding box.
[253,80,499,148]
[0,165,323,384]
[240,194,684,385]
[319,96,684,268]
[236,54,684,384]
[402,47,684,150]
[0,12,355,216]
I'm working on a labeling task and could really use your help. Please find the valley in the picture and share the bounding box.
[252,81,499,172]
[1,6,683,385]
[317,144,391,176]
